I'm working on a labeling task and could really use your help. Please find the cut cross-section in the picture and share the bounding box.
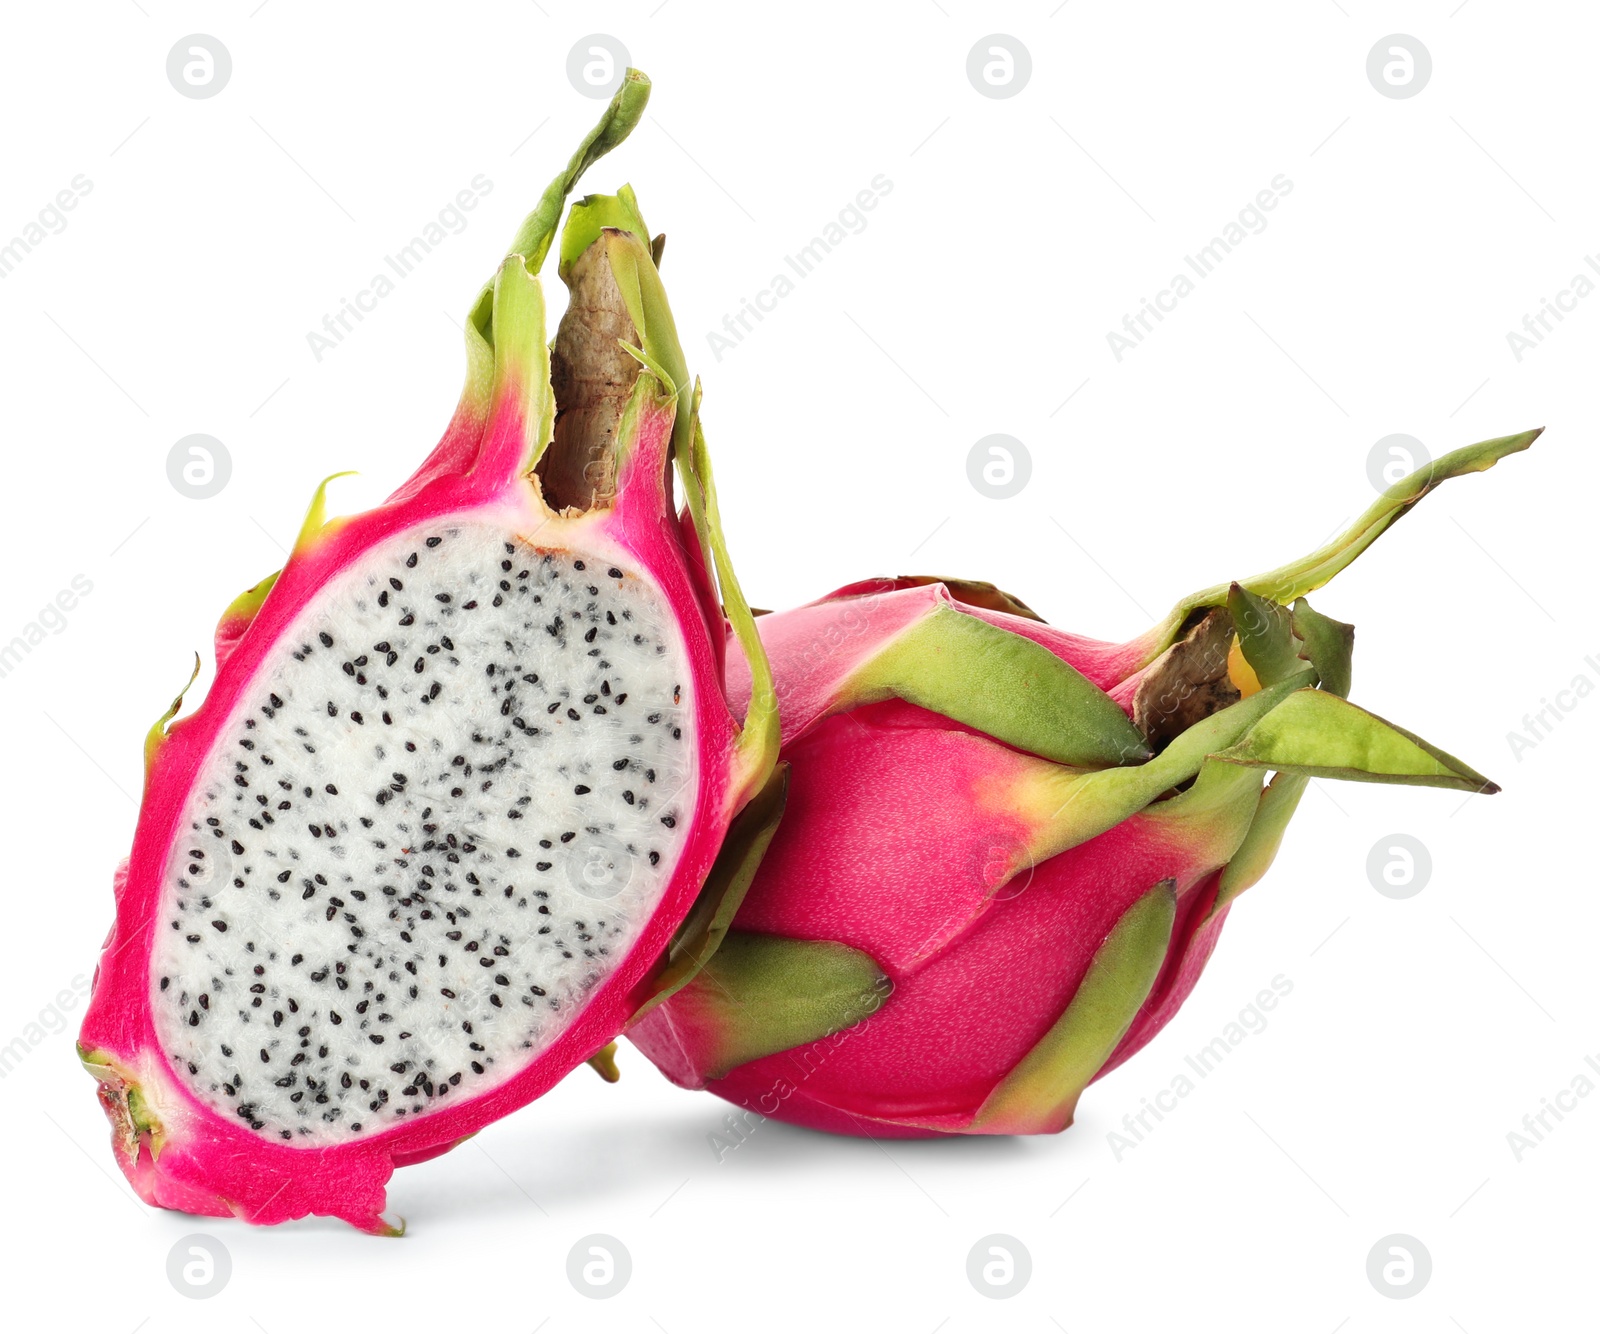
[150,521,695,1143]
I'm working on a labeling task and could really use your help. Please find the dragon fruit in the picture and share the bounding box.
[77,70,777,1231]
[627,431,1535,1137]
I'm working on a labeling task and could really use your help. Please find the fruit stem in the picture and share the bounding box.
[504,70,651,276]
[462,70,651,366]
[1134,427,1541,668]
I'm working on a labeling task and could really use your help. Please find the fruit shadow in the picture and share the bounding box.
[403,1093,1033,1223]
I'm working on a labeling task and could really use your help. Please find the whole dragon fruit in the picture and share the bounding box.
[77,71,778,1231]
[627,431,1534,1137]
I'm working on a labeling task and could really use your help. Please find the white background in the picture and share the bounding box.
[0,1,1592,1329]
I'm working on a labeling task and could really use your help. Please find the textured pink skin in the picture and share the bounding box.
[816,576,1155,691]
[727,580,1161,749]
[730,586,952,747]
[80,364,745,1230]
[633,705,1231,1133]
[629,585,1237,1136]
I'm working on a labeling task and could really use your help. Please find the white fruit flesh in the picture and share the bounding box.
[150,520,696,1143]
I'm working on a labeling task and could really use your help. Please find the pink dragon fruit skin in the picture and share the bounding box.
[627,431,1537,1137]
[77,72,778,1231]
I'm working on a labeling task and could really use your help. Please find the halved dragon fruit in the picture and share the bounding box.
[626,431,1535,1137]
[78,71,777,1231]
